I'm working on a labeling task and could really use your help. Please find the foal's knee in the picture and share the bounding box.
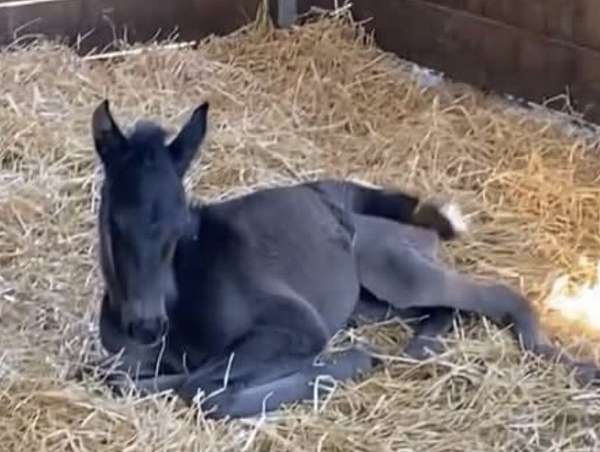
[489,284,536,321]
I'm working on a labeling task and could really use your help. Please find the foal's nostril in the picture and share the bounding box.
[127,318,168,345]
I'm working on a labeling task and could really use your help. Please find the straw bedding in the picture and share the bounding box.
[1,10,600,452]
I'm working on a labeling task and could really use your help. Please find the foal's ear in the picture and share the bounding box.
[92,100,127,166]
[168,102,209,177]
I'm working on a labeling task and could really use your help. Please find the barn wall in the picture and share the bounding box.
[1,0,600,124]
[426,0,600,52]
[0,0,261,53]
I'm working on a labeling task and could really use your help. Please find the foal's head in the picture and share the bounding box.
[92,100,208,346]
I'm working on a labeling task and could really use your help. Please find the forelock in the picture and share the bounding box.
[117,120,174,168]
[128,121,169,148]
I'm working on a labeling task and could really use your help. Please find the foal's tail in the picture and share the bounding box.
[311,179,468,240]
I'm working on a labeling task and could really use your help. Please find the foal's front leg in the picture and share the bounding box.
[175,294,378,419]
[179,344,376,419]
[197,348,375,419]
[175,323,328,411]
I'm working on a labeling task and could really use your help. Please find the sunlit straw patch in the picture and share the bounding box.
[546,256,600,331]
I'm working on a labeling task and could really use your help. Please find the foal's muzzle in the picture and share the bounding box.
[126,316,169,346]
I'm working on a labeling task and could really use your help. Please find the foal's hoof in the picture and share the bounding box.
[341,343,383,369]
[403,336,447,361]
[74,357,138,396]
[69,363,93,382]
[573,363,600,386]
[370,355,383,368]
[97,370,133,396]
[334,345,382,374]
[403,343,434,361]
[70,356,120,382]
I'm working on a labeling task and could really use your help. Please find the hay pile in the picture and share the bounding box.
[2,11,600,451]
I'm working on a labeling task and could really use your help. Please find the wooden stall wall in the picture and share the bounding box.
[427,0,600,51]
[2,0,600,124]
[346,0,600,122]
[0,0,261,52]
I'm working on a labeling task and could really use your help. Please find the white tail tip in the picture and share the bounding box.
[440,202,469,235]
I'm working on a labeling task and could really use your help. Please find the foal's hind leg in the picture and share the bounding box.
[182,347,375,419]
[354,215,600,382]
[403,308,455,360]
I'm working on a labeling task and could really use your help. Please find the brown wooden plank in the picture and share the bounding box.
[0,0,261,53]
[574,0,600,52]
[488,0,548,36]
[544,0,576,42]
[427,0,600,52]
[345,0,600,123]
[428,0,553,36]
